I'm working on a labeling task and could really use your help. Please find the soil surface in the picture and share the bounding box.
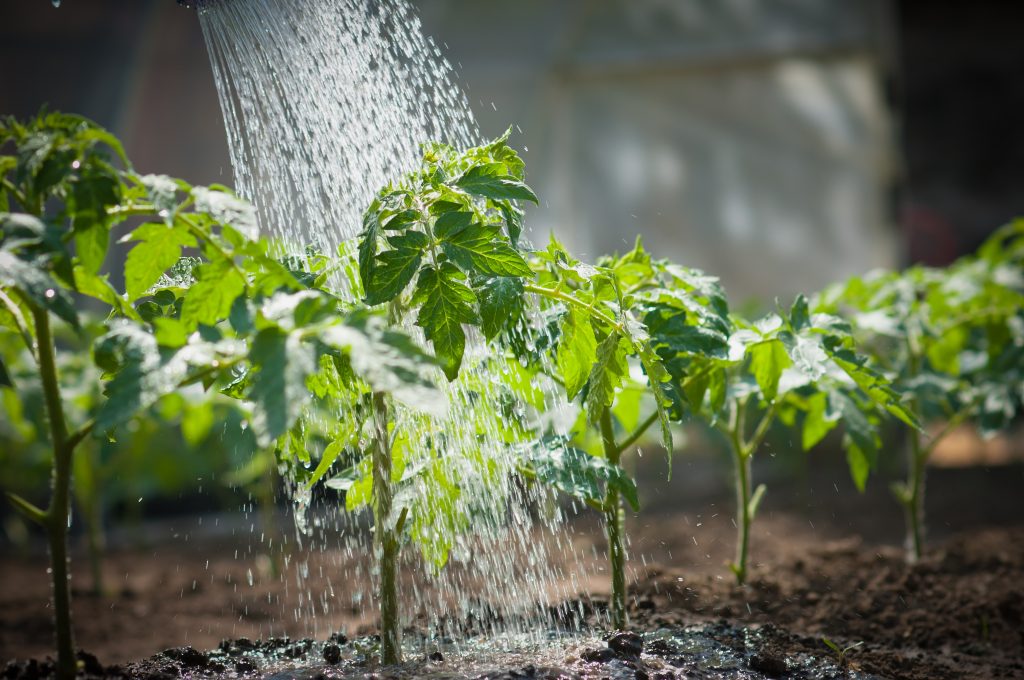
[1,458,1022,679]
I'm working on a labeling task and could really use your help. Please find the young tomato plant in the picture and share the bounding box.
[651,284,917,585]
[815,221,1024,562]
[349,128,538,663]
[0,112,266,679]
[515,237,679,629]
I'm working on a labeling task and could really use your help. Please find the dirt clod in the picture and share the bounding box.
[748,651,787,676]
[608,631,644,658]
[580,647,615,663]
[161,647,208,668]
[322,643,342,665]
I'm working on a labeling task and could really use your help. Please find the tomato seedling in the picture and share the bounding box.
[815,221,1023,561]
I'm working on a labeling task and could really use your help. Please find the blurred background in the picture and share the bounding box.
[3,0,1023,302]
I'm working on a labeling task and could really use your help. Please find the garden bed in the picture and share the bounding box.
[2,462,1021,679]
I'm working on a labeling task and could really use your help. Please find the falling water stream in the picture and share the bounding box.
[195,0,599,661]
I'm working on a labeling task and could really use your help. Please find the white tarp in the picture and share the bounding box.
[420,0,897,302]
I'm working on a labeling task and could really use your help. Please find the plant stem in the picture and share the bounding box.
[33,307,76,680]
[523,283,625,334]
[370,392,401,664]
[731,443,752,586]
[614,410,659,457]
[724,401,752,585]
[903,428,926,563]
[902,344,925,564]
[600,408,627,629]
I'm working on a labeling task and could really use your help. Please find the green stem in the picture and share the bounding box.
[903,428,927,563]
[0,289,35,359]
[614,410,659,457]
[33,307,76,680]
[723,401,752,585]
[371,392,401,664]
[600,408,627,629]
[523,282,625,333]
[1,177,29,207]
[902,344,925,564]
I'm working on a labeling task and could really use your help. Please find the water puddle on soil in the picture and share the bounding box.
[139,624,881,680]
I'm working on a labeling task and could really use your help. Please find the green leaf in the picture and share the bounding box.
[802,391,838,450]
[320,310,446,417]
[557,305,597,399]
[93,323,164,432]
[585,332,628,425]
[180,261,246,330]
[441,222,531,277]
[381,209,420,231]
[124,223,195,301]
[433,210,474,239]
[73,220,108,275]
[476,276,524,340]
[789,294,810,331]
[248,328,317,446]
[139,174,180,221]
[0,251,79,329]
[364,246,422,306]
[748,338,792,402]
[828,346,919,430]
[412,264,477,380]
[358,200,381,292]
[72,266,139,320]
[453,163,538,203]
[191,186,258,239]
[152,317,188,348]
[307,438,346,489]
[500,203,524,245]
[635,339,675,456]
[845,439,873,492]
[748,483,767,518]
[524,438,639,511]
[834,392,879,491]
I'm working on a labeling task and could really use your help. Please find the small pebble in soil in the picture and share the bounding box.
[748,650,788,677]
[235,658,258,674]
[428,651,444,662]
[322,643,342,665]
[608,631,644,658]
[162,646,209,668]
[76,650,104,676]
[580,647,616,663]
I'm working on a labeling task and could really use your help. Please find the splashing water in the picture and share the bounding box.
[200,0,478,250]
[197,0,595,648]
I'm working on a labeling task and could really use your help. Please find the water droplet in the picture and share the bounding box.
[44,289,55,299]
[51,0,60,7]
[71,160,80,169]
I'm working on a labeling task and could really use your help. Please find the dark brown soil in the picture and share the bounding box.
[1,459,1022,679]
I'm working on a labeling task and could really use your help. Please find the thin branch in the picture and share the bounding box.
[523,282,625,334]
[745,400,779,456]
[615,410,660,456]
[0,288,36,362]
[0,178,28,208]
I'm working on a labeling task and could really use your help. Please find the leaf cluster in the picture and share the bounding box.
[815,220,1024,439]
[357,128,538,379]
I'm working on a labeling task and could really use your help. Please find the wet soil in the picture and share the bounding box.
[1,459,1022,679]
